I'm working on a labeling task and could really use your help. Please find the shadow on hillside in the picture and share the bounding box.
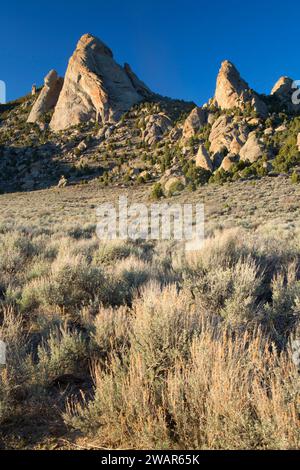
[0,142,106,194]
[0,93,37,122]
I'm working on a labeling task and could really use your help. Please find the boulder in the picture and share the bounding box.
[182,107,207,140]
[230,137,243,154]
[169,127,183,142]
[164,176,186,193]
[264,127,273,136]
[271,76,300,113]
[57,176,68,188]
[221,154,239,171]
[77,141,88,152]
[247,117,261,126]
[27,70,63,123]
[275,124,287,133]
[239,132,265,163]
[297,133,300,152]
[143,114,172,146]
[209,115,249,155]
[207,112,216,125]
[262,161,273,172]
[195,144,213,171]
[50,34,152,131]
[213,60,268,117]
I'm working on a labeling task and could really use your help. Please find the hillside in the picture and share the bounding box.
[0,34,299,195]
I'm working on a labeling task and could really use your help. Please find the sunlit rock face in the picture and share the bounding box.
[27,69,63,123]
[50,34,152,131]
[214,60,268,117]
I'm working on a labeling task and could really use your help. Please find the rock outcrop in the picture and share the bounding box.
[214,60,268,117]
[272,76,294,98]
[221,154,239,171]
[209,115,249,155]
[27,70,63,123]
[271,76,300,113]
[164,175,186,194]
[50,34,152,131]
[169,126,183,142]
[182,107,207,140]
[239,132,266,163]
[143,114,172,146]
[195,144,213,171]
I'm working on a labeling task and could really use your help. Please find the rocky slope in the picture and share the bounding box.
[0,33,299,194]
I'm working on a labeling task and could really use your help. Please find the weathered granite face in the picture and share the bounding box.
[50,34,152,131]
[239,131,266,163]
[27,70,63,123]
[214,60,268,117]
[271,76,300,113]
[182,107,208,140]
[209,114,249,155]
[142,114,173,146]
[195,144,213,171]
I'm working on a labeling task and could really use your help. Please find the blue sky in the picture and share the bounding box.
[1,0,299,104]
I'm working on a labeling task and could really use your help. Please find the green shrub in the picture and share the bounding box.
[167,180,185,196]
[37,326,89,386]
[44,262,106,311]
[183,161,211,186]
[151,183,164,200]
[209,168,230,184]
[291,171,300,184]
[272,117,300,172]
[94,241,135,265]
[136,175,145,185]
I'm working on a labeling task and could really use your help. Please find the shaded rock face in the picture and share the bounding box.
[50,34,151,131]
[27,70,63,123]
[272,76,294,98]
[209,115,249,155]
[124,63,153,99]
[271,76,300,113]
[239,132,266,163]
[169,126,183,142]
[195,144,213,171]
[214,60,268,117]
[143,114,172,146]
[182,107,207,140]
[221,154,239,171]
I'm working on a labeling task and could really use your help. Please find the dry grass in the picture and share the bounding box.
[65,325,299,450]
[0,179,300,449]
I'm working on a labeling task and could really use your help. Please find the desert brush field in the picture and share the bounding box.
[0,177,300,450]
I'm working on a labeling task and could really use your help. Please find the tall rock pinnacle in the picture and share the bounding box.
[213,60,267,117]
[27,70,63,123]
[271,76,300,113]
[50,34,152,131]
